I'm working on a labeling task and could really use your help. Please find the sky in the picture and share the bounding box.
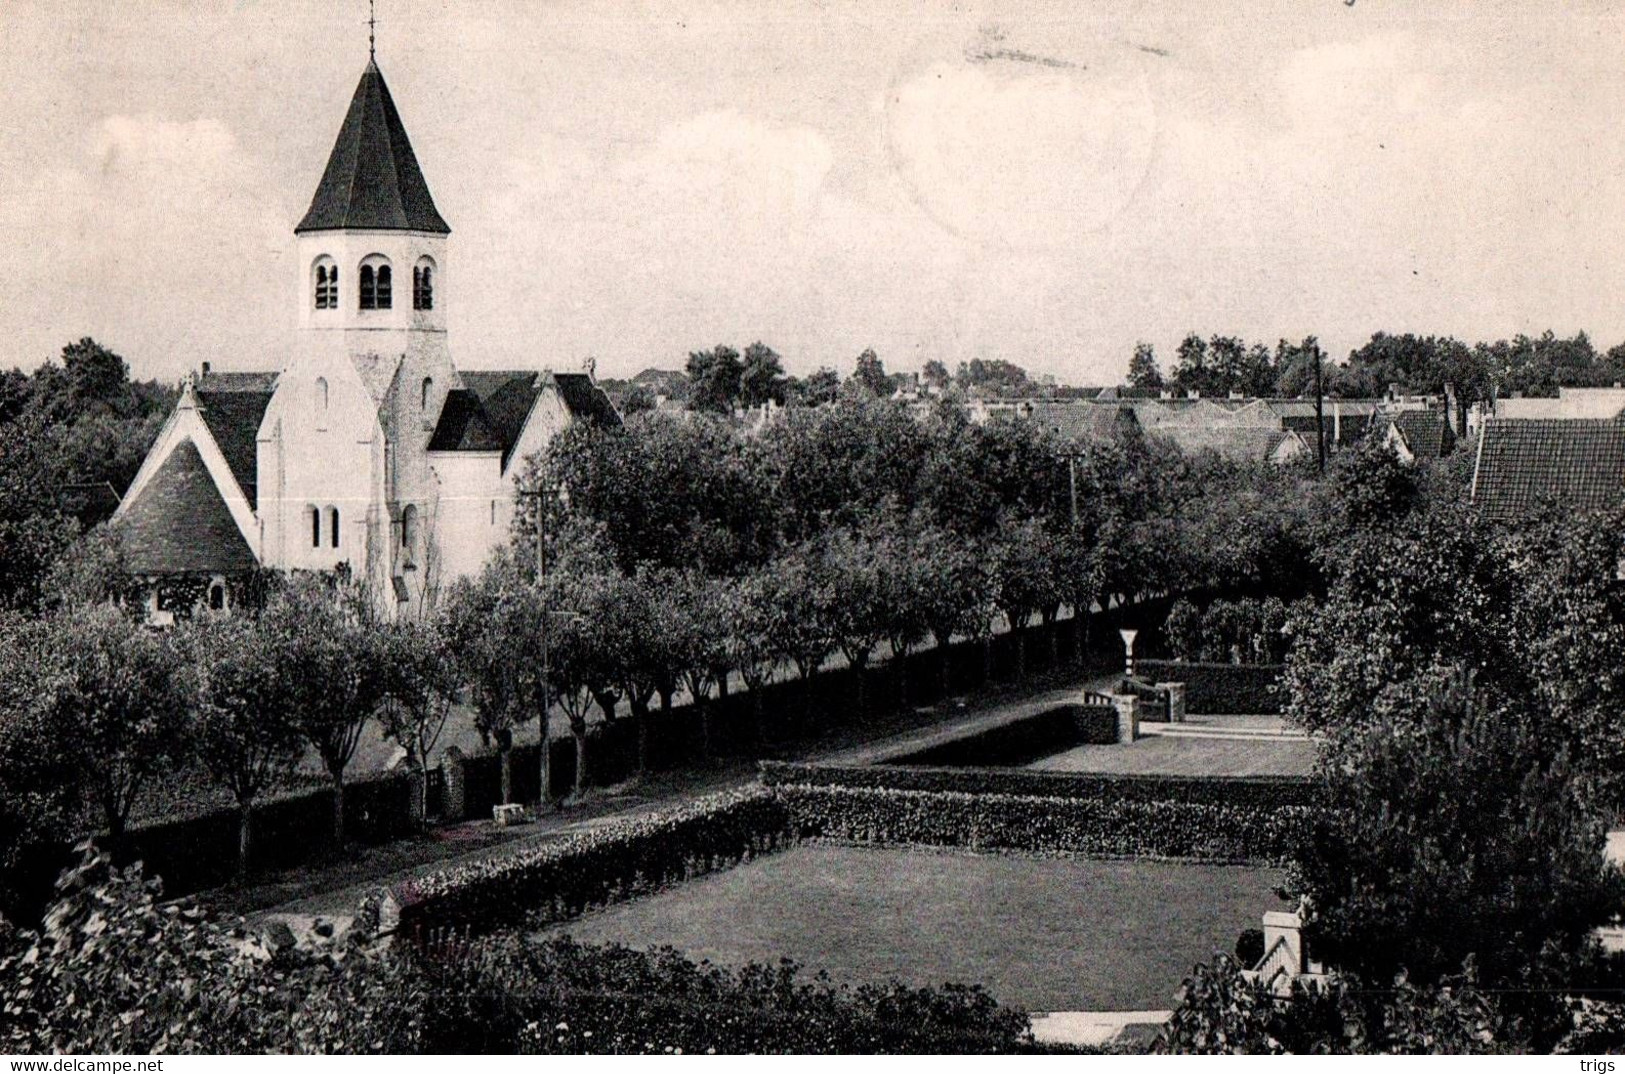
[4,0,1625,386]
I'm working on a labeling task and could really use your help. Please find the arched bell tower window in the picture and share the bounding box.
[328,506,341,549]
[308,504,321,549]
[359,255,392,310]
[413,258,435,310]
[312,257,337,309]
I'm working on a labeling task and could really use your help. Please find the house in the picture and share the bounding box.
[112,54,619,620]
[1471,417,1625,519]
[1375,409,1453,464]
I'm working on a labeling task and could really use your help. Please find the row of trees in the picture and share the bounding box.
[0,569,458,887]
[1127,328,1622,407]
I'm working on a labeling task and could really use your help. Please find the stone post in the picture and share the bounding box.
[443,746,466,822]
[1110,692,1138,744]
[1262,910,1304,977]
[1158,682,1187,724]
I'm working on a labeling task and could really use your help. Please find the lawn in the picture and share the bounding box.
[1028,732,1316,778]
[544,843,1286,1012]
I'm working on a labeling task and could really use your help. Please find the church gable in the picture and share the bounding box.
[195,372,278,509]
[114,440,258,574]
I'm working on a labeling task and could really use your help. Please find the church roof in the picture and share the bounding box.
[428,371,622,465]
[295,60,450,235]
[195,372,277,509]
[114,439,258,574]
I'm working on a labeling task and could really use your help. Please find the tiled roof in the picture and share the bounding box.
[1391,409,1450,459]
[1151,425,1303,463]
[295,61,450,235]
[1473,417,1625,519]
[1027,402,1137,442]
[194,374,276,509]
[428,371,540,464]
[113,440,257,574]
[430,371,623,465]
[553,373,623,429]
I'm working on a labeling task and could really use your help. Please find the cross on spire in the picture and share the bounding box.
[368,0,377,61]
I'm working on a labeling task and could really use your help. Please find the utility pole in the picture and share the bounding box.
[1312,339,1326,474]
[527,484,554,810]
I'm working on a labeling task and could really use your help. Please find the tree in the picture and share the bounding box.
[817,528,889,718]
[851,348,892,398]
[268,577,389,847]
[686,345,744,414]
[180,614,304,881]
[620,385,656,415]
[1126,342,1162,390]
[739,342,788,408]
[913,525,992,697]
[35,604,191,846]
[764,552,835,718]
[376,617,460,824]
[0,412,77,612]
[921,359,951,393]
[668,570,730,760]
[719,570,781,746]
[443,552,548,806]
[987,514,1062,681]
[792,367,841,407]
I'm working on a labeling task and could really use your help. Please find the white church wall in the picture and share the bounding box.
[427,451,510,583]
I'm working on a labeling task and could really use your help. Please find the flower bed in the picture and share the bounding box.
[392,788,794,936]
[777,783,1311,864]
[760,760,1314,809]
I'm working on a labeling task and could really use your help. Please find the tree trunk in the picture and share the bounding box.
[1044,613,1059,667]
[236,802,254,885]
[981,637,993,684]
[1075,607,1090,670]
[935,631,953,699]
[751,685,766,751]
[1014,630,1028,682]
[500,745,513,806]
[630,693,651,781]
[330,770,346,848]
[571,721,588,798]
[418,765,430,828]
[538,724,553,810]
[851,659,867,718]
[895,648,910,710]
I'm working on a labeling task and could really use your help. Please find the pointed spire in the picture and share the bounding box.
[294,61,450,235]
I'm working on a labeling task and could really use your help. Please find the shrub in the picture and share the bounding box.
[394,788,794,936]
[777,783,1310,863]
[423,935,1033,1054]
[1135,660,1283,715]
[1165,598,1202,662]
[759,761,1314,809]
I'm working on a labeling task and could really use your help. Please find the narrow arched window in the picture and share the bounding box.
[401,504,419,568]
[309,505,321,548]
[208,581,226,611]
[313,258,337,309]
[328,506,341,549]
[413,261,434,310]
[315,376,328,411]
[421,376,433,410]
[359,265,376,310]
[315,265,330,309]
[376,265,392,309]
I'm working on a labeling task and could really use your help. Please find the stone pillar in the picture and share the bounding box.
[443,746,466,822]
[1159,682,1187,724]
[1110,692,1138,744]
[1262,910,1304,976]
[405,767,425,828]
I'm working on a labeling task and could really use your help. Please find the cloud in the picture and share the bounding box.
[885,58,1157,249]
[0,114,288,378]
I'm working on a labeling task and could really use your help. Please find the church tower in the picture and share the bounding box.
[258,54,457,603]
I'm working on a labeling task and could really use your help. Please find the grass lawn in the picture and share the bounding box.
[544,843,1286,1012]
[1028,734,1316,778]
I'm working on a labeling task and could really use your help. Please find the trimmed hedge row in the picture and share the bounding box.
[879,704,1116,768]
[759,760,1315,809]
[393,788,794,936]
[777,783,1311,863]
[1136,660,1285,715]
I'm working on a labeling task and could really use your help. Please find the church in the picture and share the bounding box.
[111,54,620,621]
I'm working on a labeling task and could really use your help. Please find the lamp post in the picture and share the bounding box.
[1120,627,1139,680]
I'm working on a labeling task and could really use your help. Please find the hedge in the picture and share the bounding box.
[878,704,1116,768]
[760,761,1314,809]
[1135,660,1285,715]
[777,783,1311,864]
[393,788,794,936]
